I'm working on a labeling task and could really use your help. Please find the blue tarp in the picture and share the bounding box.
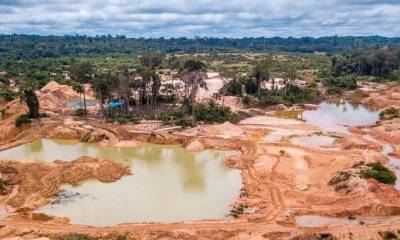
[108,101,125,108]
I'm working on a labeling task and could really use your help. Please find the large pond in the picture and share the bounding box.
[299,100,380,133]
[0,139,242,226]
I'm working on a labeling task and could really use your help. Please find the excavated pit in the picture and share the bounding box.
[0,139,242,226]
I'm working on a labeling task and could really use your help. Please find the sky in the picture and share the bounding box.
[0,0,399,38]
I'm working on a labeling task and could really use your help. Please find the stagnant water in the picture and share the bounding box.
[299,100,380,133]
[295,100,400,226]
[0,139,242,226]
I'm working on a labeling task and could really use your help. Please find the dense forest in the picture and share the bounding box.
[1,35,400,59]
[1,34,400,127]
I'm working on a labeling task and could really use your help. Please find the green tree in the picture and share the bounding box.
[180,60,208,123]
[70,62,94,115]
[91,71,118,120]
[219,67,235,107]
[167,55,181,105]
[138,54,165,107]
[252,57,271,95]
[281,61,297,96]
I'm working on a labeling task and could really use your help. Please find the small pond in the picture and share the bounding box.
[0,139,242,226]
[299,100,380,133]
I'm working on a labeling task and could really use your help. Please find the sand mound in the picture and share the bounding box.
[38,81,80,110]
[185,139,206,151]
[362,86,400,109]
[199,122,244,137]
[0,157,131,211]
[336,137,382,151]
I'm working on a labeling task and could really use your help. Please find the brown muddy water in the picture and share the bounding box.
[0,139,242,226]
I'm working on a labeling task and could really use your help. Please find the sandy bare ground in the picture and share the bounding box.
[1,83,400,239]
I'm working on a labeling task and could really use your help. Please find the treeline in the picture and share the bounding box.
[331,46,400,80]
[1,34,400,59]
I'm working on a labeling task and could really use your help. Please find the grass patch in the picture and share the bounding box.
[360,162,396,185]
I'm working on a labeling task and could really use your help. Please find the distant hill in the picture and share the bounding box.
[1,34,400,59]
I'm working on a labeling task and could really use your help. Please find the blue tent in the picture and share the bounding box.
[108,101,125,108]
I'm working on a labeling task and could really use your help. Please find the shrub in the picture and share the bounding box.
[378,231,397,240]
[0,87,17,101]
[55,233,94,240]
[389,70,400,81]
[15,114,31,127]
[74,108,87,117]
[243,95,256,106]
[323,76,357,92]
[222,79,242,96]
[326,86,343,95]
[380,107,400,120]
[160,108,191,127]
[306,81,318,88]
[328,171,351,186]
[360,162,396,185]
[228,111,250,124]
[230,204,248,218]
[107,111,140,124]
[195,102,233,123]
[258,85,320,107]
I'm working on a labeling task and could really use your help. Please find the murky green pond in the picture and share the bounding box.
[0,139,242,226]
[299,100,379,133]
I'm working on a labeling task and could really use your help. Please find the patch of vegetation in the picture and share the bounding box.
[323,76,357,95]
[74,108,87,117]
[195,102,233,123]
[160,108,191,127]
[378,231,398,240]
[15,114,32,127]
[222,78,243,96]
[0,87,17,101]
[107,111,140,124]
[258,85,320,107]
[230,204,248,218]
[380,107,400,120]
[291,233,337,240]
[389,70,400,81]
[328,171,352,186]
[195,102,249,124]
[360,162,397,185]
[55,233,95,240]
